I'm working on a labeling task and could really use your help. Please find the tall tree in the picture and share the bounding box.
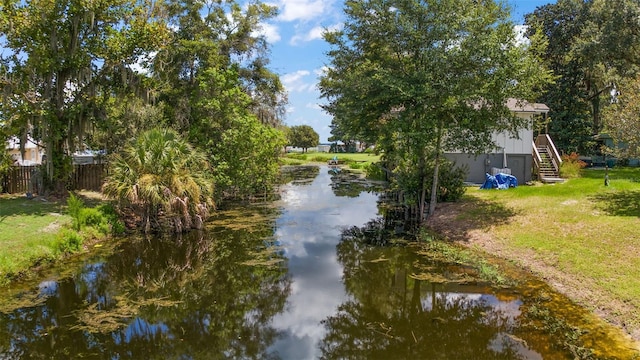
[288,125,319,153]
[526,0,640,153]
[153,0,287,198]
[320,0,552,222]
[328,121,357,153]
[524,0,592,153]
[0,0,168,191]
[601,74,640,159]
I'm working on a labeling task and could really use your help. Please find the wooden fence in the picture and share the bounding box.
[1,164,107,194]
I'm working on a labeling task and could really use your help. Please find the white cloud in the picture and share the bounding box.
[282,70,314,92]
[314,66,329,77]
[305,102,321,110]
[289,23,342,45]
[253,22,281,43]
[278,0,331,22]
[306,26,326,41]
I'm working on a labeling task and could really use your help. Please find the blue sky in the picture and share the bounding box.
[259,0,554,142]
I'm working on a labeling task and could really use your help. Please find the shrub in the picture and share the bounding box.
[67,192,85,231]
[97,203,126,235]
[80,208,104,227]
[364,163,386,181]
[560,152,587,179]
[55,229,84,254]
[102,128,214,233]
[435,161,467,202]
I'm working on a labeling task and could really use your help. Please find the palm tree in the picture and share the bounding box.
[103,128,214,233]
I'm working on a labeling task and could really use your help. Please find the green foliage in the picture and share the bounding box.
[96,203,126,235]
[287,125,320,152]
[94,97,167,155]
[601,74,640,159]
[526,0,640,154]
[321,0,553,219]
[66,192,124,235]
[0,0,287,198]
[103,128,214,233]
[0,151,13,192]
[435,162,468,203]
[67,193,85,231]
[391,156,467,206]
[55,229,84,254]
[209,115,286,198]
[147,0,285,200]
[559,152,587,179]
[0,0,169,191]
[364,163,386,181]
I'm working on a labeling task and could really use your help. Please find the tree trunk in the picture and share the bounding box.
[429,153,440,217]
[428,123,444,220]
[418,147,427,225]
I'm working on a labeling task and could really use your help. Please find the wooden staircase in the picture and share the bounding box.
[533,135,564,183]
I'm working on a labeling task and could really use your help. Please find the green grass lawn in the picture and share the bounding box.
[461,167,640,335]
[0,195,71,284]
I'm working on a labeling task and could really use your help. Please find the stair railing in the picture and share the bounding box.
[532,140,543,180]
[534,134,563,177]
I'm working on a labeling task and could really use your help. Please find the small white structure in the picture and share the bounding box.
[72,149,107,165]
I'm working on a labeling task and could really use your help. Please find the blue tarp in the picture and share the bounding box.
[480,173,518,190]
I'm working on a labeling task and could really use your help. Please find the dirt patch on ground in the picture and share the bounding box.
[426,201,640,342]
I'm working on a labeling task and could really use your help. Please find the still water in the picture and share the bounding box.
[0,165,638,359]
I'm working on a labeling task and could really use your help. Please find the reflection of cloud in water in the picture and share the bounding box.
[421,292,523,333]
[421,292,522,319]
[420,292,539,358]
[490,332,543,360]
[271,169,378,358]
[38,280,58,297]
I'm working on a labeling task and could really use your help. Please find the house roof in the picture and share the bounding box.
[506,98,549,114]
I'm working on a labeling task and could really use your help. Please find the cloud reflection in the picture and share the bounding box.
[271,167,379,358]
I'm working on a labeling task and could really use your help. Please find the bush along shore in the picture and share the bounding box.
[0,191,124,286]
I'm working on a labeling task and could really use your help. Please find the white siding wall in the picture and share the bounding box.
[448,113,533,154]
[490,113,533,154]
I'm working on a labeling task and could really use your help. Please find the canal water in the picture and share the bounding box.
[0,165,638,359]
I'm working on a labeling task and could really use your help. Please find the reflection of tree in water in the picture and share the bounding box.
[322,223,531,359]
[278,165,320,186]
[0,209,291,359]
[328,168,384,198]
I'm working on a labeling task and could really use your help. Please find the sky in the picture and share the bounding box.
[259,0,554,143]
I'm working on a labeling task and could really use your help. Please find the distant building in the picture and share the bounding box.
[5,136,44,166]
[72,149,107,165]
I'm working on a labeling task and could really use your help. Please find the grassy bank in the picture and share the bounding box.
[0,191,121,286]
[281,151,381,169]
[429,167,640,341]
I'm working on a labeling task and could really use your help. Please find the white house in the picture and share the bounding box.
[5,136,44,166]
[444,99,550,184]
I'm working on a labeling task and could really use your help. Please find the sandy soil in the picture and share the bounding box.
[426,201,640,343]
